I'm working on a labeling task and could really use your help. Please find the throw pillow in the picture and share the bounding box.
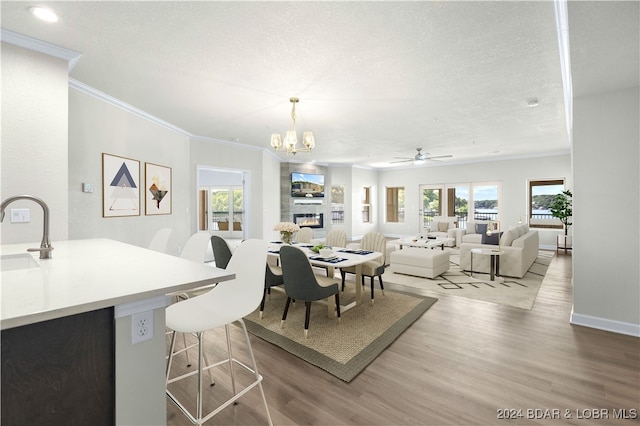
[481,231,502,245]
[466,221,476,233]
[476,223,488,235]
[430,221,440,232]
[501,228,518,247]
[438,222,449,232]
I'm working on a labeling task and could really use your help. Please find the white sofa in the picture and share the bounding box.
[459,224,539,278]
[451,219,494,247]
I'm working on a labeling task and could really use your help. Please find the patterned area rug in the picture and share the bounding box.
[385,249,554,310]
[244,287,436,382]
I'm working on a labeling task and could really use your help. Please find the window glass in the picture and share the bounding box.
[422,188,441,227]
[472,184,498,221]
[529,179,564,228]
[362,187,371,223]
[331,185,345,224]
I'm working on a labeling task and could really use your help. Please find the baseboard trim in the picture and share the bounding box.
[570,311,640,337]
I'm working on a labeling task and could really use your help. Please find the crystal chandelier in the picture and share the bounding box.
[270,97,315,155]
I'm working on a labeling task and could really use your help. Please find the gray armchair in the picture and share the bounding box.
[279,245,340,338]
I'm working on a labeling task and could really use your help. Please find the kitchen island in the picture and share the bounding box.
[1,238,234,425]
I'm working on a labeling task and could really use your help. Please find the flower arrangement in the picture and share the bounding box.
[273,222,300,233]
[273,222,300,244]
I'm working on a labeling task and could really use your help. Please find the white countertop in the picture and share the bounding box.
[1,239,235,330]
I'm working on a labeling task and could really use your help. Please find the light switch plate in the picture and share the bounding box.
[10,208,30,223]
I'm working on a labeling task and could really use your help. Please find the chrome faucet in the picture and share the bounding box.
[1,195,53,259]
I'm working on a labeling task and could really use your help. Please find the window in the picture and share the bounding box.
[529,179,564,228]
[362,186,371,223]
[386,187,404,223]
[473,184,499,221]
[331,185,345,224]
[449,185,468,229]
[421,187,442,229]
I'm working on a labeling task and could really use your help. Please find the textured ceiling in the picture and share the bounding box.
[1,1,637,169]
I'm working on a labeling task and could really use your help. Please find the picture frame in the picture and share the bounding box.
[145,162,172,215]
[102,153,141,217]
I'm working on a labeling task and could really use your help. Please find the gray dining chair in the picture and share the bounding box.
[279,245,340,338]
[210,235,233,269]
[340,231,386,304]
[260,263,284,318]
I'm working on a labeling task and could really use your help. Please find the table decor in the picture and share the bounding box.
[273,222,299,244]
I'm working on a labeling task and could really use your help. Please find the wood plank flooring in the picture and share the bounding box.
[167,253,640,425]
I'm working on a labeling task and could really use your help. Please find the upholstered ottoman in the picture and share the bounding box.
[389,248,450,279]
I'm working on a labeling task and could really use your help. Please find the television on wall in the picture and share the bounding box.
[291,172,324,198]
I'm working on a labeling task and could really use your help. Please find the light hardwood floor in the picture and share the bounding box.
[167,253,640,425]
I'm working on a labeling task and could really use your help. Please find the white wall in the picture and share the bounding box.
[1,43,69,244]
[328,166,353,240]
[376,155,572,247]
[68,89,192,255]
[261,151,282,239]
[572,87,639,336]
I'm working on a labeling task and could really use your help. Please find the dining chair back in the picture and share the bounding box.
[295,227,314,243]
[279,245,340,338]
[210,235,233,269]
[166,239,272,425]
[148,227,172,253]
[325,229,347,248]
[340,231,386,304]
[180,232,211,263]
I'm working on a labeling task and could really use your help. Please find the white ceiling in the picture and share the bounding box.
[1,1,638,169]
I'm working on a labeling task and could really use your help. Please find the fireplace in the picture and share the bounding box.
[293,213,324,229]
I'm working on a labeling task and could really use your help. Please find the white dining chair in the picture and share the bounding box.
[165,239,273,425]
[295,227,314,243]
[180,232,211,263]
[147,227,172,253]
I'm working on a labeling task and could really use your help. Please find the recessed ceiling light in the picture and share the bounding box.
[29,6,59,23]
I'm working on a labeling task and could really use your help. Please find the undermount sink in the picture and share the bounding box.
[1,253,40,271]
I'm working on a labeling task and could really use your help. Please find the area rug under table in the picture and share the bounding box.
[385,249,554,310]
[244,287,437,382]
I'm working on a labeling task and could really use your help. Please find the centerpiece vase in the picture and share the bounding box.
[281,231,293,244]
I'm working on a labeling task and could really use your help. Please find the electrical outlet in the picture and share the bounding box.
[131,310,153,344]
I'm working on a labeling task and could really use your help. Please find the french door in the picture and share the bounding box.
[201,185,244,239]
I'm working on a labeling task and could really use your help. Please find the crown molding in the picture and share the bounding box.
[69,78,282,158]
[69,78,192,137]
[1,29,81,72]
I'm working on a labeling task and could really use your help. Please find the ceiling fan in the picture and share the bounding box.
[391,148,453,164]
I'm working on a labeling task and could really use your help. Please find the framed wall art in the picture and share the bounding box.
[145,162,172,215]
[102,153,141,217]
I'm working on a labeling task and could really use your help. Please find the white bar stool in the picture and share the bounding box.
[165,239,273,425]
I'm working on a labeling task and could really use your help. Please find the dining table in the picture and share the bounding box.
[267,241,383,317]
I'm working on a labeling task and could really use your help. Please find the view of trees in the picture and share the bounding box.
[474,199,498,210]
[210,189,243,214]
[531,194,557,211]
